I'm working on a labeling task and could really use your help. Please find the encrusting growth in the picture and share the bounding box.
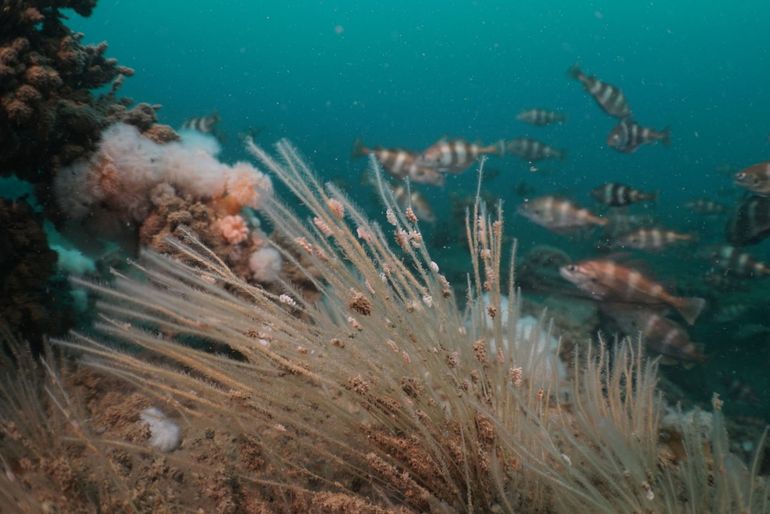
[1,141,768,513]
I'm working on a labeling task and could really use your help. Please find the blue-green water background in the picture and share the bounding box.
[72,1,770,193]
[70,1,770,253]
[66,2,770,415]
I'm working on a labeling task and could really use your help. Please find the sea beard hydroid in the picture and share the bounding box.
[47,140,769,513]
[54,141,561,511]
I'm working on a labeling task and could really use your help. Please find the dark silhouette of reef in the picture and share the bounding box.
[0,198,73,352]
[0,0,177,345]
[0,0,178,201]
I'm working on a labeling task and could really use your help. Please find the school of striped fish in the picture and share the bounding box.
[181,66,770,369]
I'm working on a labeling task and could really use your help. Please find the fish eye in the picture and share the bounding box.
[736,172,745,180]
[565,264,577,272]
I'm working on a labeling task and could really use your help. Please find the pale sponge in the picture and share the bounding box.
[140,407,182,453]
[54,123,272,223]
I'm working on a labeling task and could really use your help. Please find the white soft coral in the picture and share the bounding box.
[54,123,272,223]
[140,407,181,453]
[249,246,282,283]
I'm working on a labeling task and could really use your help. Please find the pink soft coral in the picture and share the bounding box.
[214,162,274,215]
[215,215,249,245]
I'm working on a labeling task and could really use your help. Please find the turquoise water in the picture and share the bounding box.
[61,2,770,418]
[73,1,769,187]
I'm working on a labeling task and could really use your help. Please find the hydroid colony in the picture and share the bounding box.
[1,141,768,513]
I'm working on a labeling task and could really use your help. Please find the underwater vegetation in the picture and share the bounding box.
[1,142,768,513]
[1,1,770,513]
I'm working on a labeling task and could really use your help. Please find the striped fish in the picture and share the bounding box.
[569,65,631,118]
[685,198,726,215]
[516,108,566,126]
[352,139,444,187]
[591,182,656,207]
[518,196,606,232]
[703,270,748,292]
[602,304,705,365]
[734,161,770,196]
[726,195,770,246]
[560,259,706,325]
[181,112,220,134]
[699,245,770,278]
[607,118,670,153]
[614,228,695,251]
[505,138,565,161]
[393,185,435,223]
[418,138,502,174]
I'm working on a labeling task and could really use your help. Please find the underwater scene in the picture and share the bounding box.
[1,0,770,512]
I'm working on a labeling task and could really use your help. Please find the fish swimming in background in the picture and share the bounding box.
[698,245,770,278]
[181,112,221,134]
[613,227,695,251]
[560,259,706,325]
[703,270,748,292]
[518,196,606,232]
[515,245,573,292]
[591,182,656,207]
[602,304,705,365]
[516,108,566,126]
[734,161,770,196]
[418,138,502,174]
[685,198,726,215]
[352,139,445,187]
[603,211,657,239]
[726,195,770,246]
[568,65,631,118]
[392,185,436,223]
[607,118,670,153]
[505,138,565,161]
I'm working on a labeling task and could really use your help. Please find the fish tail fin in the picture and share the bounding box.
[644,190,659,203]
[496,139,506,156]
[208,111,221,130]
[660,127,671,146]
[676,296,706,325]
[568,65,582,80]
[351,138,367,158]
